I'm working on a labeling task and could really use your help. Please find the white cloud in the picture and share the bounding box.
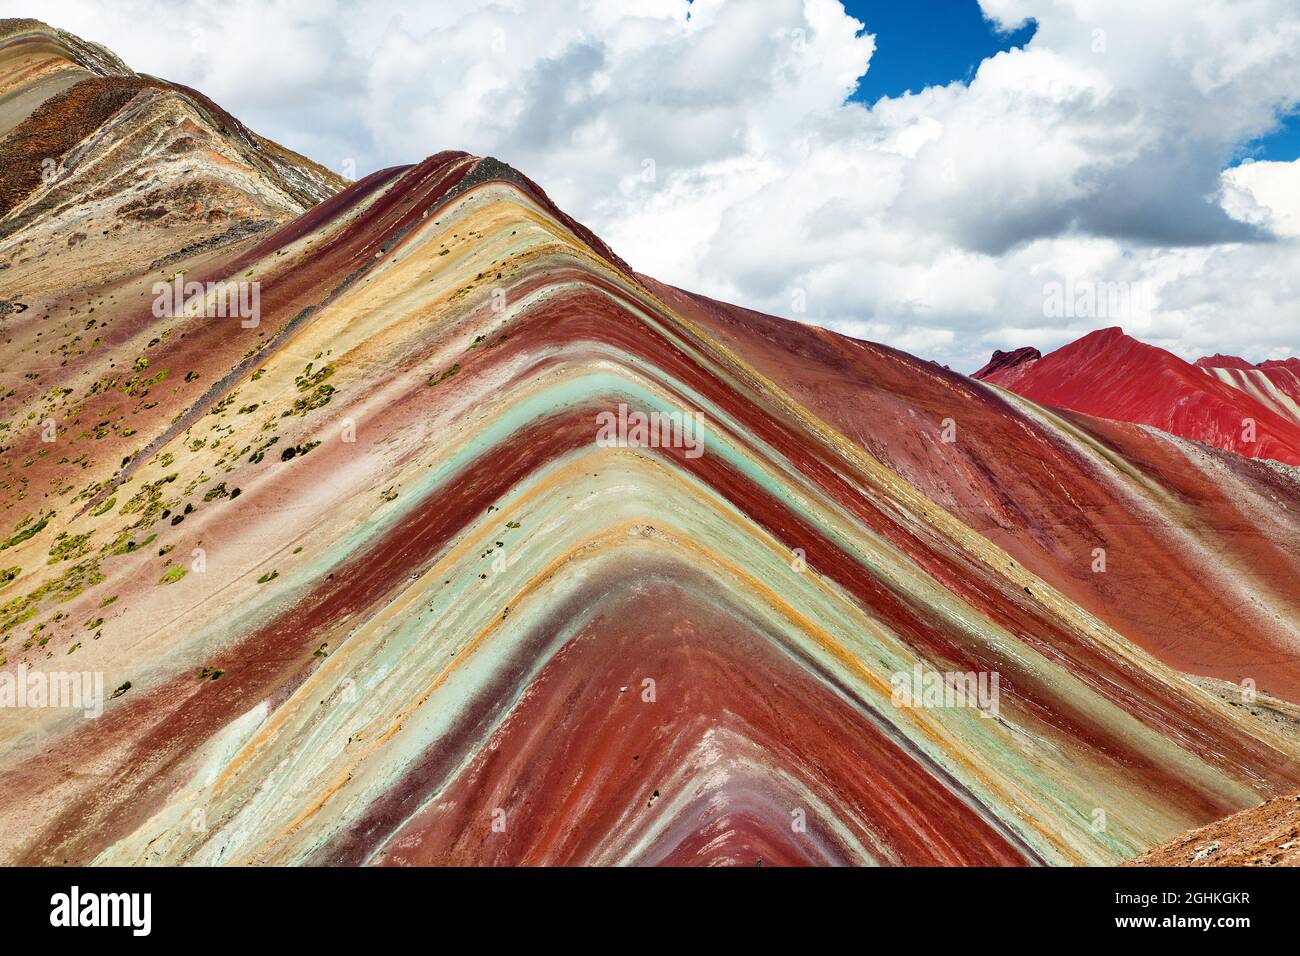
[9,0,1300,369]
[1223,159,1300,238]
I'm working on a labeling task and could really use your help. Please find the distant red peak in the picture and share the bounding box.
[1075,325,1127,343]
[1066,325,1134,352]
[972,346,1041,381]
[976,326,1300,466]
[1044,326,1159,367]
[1260,357,1300,373]
[1196,354,1255,370]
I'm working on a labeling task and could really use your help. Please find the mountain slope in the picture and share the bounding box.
[0,23,1296,867]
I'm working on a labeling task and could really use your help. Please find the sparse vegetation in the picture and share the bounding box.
[427,364,460,387]
[1,515,48,551]
[159,564,186,584]
[90,496,116,516]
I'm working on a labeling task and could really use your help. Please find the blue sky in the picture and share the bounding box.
[1241,112,1300,162]
[846,0,1299,162]
[845,0,1036,104]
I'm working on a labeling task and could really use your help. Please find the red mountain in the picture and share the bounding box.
[1195,354,1255,371]
[1196,354,1300,429]
[970,346,1040,386]
[974,327,1300,466]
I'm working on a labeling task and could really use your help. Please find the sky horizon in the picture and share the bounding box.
[5,0,1300,373]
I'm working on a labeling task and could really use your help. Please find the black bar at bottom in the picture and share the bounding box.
[0,865,1290,942]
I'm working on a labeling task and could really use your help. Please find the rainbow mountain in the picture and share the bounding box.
[0,19,1298,867]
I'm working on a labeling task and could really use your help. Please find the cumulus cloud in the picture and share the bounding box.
[12,0,1300,368]
[1223,158,1300,238]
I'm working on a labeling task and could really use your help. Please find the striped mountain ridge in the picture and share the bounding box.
[1196,354,1300,431]
[0,22,1297,867]
[0,18,347,299]
[0,17,133,115]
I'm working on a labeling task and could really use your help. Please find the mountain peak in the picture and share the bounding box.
[1195,354,1255,370]
[0,19,348,292]
[1070,325,1134,350]
[0,18,133,92]
[972,346,1040,381]
[1259,357,1300,372]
